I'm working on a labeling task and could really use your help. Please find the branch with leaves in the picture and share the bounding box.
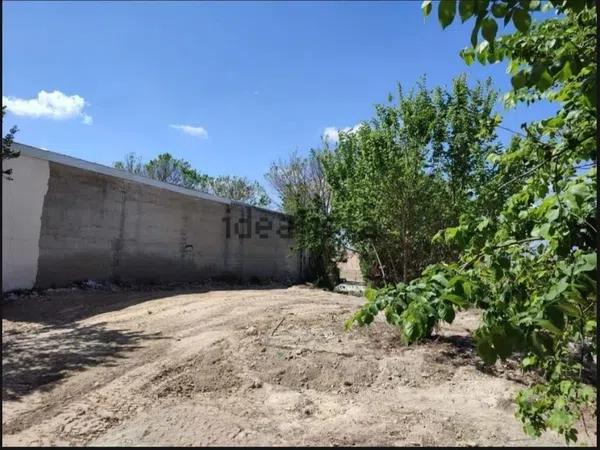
[347,1,596,443]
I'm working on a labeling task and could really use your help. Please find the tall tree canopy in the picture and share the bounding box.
[266,150,340,288]
[322,75,505,284]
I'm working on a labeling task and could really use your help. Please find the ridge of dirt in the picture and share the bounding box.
[2,286,596,446]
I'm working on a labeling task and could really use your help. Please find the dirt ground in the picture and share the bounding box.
[2,284,596,447]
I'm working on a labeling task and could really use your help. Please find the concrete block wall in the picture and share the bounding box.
[2,143,307,292]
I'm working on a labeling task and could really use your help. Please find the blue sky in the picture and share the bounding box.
[3,1,555,201]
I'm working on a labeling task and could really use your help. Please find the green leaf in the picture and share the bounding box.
[403,318,417,341]
[532,222,552,241]
[421,0,433,16]
[368,302,379,316]
[462,281,472,298]
[568,182,590,207]
[556,299,581,318]
[584,320,596,333]
[584,76,597,108]
[445,227,459,241]
[512,8,531,33]
[543,116,564,129]
[506,58,519,75]
[441,292,469,307]
[522,355,537,369]
[545,207,559,222]
[548,408,573,430]
[438,302,456,323]
[344,318,354,331]
[524,423,538,437]
[546,278,568,300]
[460,47,475,65]
[536,70,553,92]
[481,17,498,43]
[476,40,489,64]
[354,310,365,326]
[438,0,457,29]
[491,2,508,17]
[579,385,595,402]
[528,0,541,9]
[528,63,547,84]
[474,0,490,14]
[476,216,490,231]
[385,308,401,326]
[565,428,578,444]
[431,273,449,287]
[556,60,573,82]
[536,319,562,335]
[458,0,475,22]
[559,380,572,395]
[365,287,377,302]
[578,253,596,273]
[511,72,526,89]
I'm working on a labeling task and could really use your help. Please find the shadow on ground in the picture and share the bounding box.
[1,282,297,401]
[2,321,164,401]
[2,282,294,326]
[429,334,541,386]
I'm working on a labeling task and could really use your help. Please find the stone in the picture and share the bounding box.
[249,380,263,389]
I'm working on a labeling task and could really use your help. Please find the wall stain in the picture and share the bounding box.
[111,183,127,282]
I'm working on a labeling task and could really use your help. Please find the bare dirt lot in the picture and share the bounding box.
[2,284,596,446]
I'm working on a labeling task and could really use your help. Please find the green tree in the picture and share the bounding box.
[2,106,20,180]
[114,152,199,188]
[266,150,341,288]
[114,152,270,207]
[348,1,597,442]
[322,75,503,284]
[206,175,270,207]
[113,152,145,176]
[143,153,200,189]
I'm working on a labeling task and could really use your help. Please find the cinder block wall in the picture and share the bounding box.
[2,144,307,292]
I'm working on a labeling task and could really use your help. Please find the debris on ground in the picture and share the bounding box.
[334,282,366,297]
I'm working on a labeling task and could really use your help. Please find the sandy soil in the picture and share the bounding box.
[2,284,596,446]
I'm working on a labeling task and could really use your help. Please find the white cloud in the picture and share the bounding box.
[82,114,93,125]
[2,90,93,125]
[323,127,340,144]
[169,124,208,138]
[322,123,364,144]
